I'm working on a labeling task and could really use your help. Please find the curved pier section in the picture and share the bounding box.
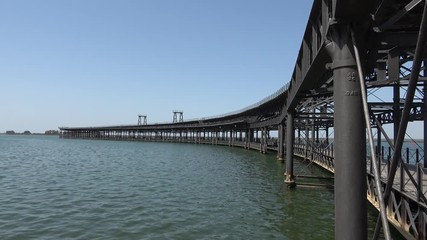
[60,0,427,239]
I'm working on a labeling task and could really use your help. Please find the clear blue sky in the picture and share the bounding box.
[0,0,313,133]
[0,0,422,139]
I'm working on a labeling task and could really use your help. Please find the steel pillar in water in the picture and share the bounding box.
[326,23,366,240]
[284,111,295,187]
[277,124,285,161]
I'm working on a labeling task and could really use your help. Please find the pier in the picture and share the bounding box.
[60,0,427,239]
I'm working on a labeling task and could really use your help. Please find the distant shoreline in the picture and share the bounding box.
[0,133,58,136]
[1,129,59,135]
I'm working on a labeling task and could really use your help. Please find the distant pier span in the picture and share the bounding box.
[60,0,427,239]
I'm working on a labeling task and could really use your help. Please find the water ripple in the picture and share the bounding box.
[0,135,336,239]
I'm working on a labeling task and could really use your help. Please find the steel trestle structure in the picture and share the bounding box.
[60,0,427,239]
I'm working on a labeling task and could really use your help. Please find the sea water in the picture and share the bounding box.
[0,135,404,239]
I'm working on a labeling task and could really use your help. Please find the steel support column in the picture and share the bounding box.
[284,112,295,187]
[249,129,254,148]
[245,128,250,149]
[311,107,316,146]
[260,128,266,153]
[305,126,309,160]
[278,124,285,161]
[327,23,366,240]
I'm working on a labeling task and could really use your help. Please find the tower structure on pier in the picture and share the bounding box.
[173,111,183,123]
[138,115,147,125]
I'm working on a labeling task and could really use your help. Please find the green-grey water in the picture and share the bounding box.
[0,135,403,239]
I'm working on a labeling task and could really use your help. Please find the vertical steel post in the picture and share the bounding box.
[246,128,254,149]
[264,128,268,153]
[326,23,366,240]
[278,124,285,160]
[311,108,316,160]
[315,124,319,143]
[285,111,295,187]
[245,129,248,148]
[245,128,249,149]
[305,126,309,159]
[260,129,263,152]
[261,128,266,153]
[311,107,316,145]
